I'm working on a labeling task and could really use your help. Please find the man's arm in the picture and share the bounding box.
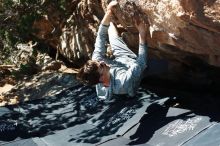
[121,21,149,93]
[92,1,118,61]
[136,21,149,72]
[92,25,109,61]
[119,25,148,96]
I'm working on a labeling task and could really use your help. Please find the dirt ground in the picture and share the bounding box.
[0,84,14,95]
[0,63,79,106]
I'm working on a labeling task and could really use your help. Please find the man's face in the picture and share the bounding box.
[98,61,110,83]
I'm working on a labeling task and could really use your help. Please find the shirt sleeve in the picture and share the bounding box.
[92,24,109,61]
[136,43,148,72]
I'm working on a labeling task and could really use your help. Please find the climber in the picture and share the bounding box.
[77,1,148,99]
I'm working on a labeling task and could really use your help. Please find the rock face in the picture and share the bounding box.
[32,0,220,68]
[32,0,104,66]
[113,0,220,67]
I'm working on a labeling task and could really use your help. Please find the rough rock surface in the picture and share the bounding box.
[32,0,220,68]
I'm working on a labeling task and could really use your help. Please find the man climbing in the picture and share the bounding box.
[77,1,149,99]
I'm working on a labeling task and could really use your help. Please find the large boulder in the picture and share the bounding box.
[32,0,220,67]
[32,0,104,66]
[31,0,220,90]
[113,0,220,67]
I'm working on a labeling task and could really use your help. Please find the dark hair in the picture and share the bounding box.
[76,60,100,86]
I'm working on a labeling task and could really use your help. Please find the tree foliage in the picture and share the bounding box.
[0,0,68,65]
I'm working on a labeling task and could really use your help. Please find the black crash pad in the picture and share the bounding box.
[3,139,39,146]
[122,107,213,146]
[0,84,219,146]
[183,123,220,146]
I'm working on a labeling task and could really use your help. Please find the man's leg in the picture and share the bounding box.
[108,22,137,59]
[108,22,119,38]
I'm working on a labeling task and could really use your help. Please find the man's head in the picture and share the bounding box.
[77,60,110,86]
